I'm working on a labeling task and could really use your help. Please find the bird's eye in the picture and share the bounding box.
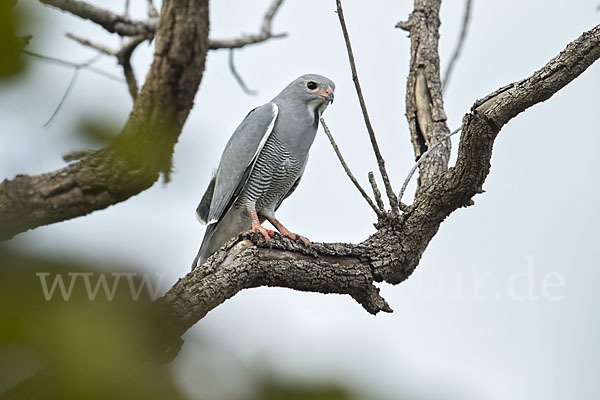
[306,81,318,90]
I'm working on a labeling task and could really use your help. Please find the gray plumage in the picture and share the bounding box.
[192,74,335,269]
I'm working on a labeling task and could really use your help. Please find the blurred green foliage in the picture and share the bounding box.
[254,380,352,400]
[76,116,121,145]
[0,1,28,78]
[0,248,184,400]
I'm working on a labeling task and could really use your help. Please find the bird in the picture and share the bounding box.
[192,74,335,269]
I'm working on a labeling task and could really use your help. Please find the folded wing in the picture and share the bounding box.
[196,102,279,227]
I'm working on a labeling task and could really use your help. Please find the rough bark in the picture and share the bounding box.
[0,0,210,241]
[2,0,600,371]
[40,0,158,36]
[398,0,451,193]
[155,22,600,354]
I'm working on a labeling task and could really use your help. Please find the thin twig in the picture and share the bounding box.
[368,172,386,214]
[23,51,122,126]
[442,0,474,92]
[228,50,257,95]
[121,60,138,100]
[43,69,80,127]
[398,127,462,205]
[123,0,130,17]
[23,50,124,82]
[43,54,105,127]
[116,35,149,100]
[335,0,400,216]
[321,118,382,218]
[65,29,147,101]
[65,32,116,56]
[209,0,287,49]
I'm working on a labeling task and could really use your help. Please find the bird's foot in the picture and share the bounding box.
[248,223,277,244]
[278,228,310,247]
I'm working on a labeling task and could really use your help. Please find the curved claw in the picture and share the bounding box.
[249,225,275,244]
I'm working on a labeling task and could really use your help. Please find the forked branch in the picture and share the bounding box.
[209,0,287,50]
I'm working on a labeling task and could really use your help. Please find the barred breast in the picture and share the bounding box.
[236,133,302,213]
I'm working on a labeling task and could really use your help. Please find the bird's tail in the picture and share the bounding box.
[191,223,217,270]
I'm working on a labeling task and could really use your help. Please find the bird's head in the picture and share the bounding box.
[275,74,335,113]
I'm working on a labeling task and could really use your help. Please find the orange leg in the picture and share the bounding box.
[266,216,310,246]
[248,209,277,243]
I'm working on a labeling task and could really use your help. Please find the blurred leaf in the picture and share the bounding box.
[76,116,121,145]
[0,248,184,400]
[256,379,353,400]
[0,1,28,78]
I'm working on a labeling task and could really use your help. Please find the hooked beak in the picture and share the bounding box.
[313,86,334,103]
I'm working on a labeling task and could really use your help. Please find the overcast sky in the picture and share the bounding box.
[3,0,600,399]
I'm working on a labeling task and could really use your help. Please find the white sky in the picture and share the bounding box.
[2,0,600,399]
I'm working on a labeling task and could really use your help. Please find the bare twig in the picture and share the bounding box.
[121,59,138,100]
[40,0,157,36]
[37,53,106,127]
[442,0,474,92]
[335,0,400,217]
[22,50,123,82]
[65,32,116,56]
[209,0,287,49]
[116,35,149,100]
[320,118,382,218]
[43,69,80,127]
[398,126,461,204]
[228,50,257,95]
[65,30,148,101]
[368,172,386,214]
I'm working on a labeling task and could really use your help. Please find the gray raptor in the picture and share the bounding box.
[192,74,335,269]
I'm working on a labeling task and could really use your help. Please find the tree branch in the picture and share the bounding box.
[398,0,451,195]
[41,0,285,50]
[208,0,287,50]
[23,49,123,82]
[442,0,474,92]
[66,31,152,101]
[158,23,600,342]
[391,22,600,281]
[335,0,400,217]
[398,126,461,205]
[158,235,393,349]
[40,0,157,36]
[368,171,386,214]
[0,0,210,241]
[116,35,150,101]
[320,118,382,218]
[65,32,116,56]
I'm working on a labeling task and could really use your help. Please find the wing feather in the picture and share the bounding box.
[203,102,279,225]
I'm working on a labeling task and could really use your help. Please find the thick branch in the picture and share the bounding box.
[385,23,600,282]
[40,0,157,36]
[448,23,600,203]
[0,0,210,241]
[41,0,285,49]
[157,234,393,351]
[399,0,451,194]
